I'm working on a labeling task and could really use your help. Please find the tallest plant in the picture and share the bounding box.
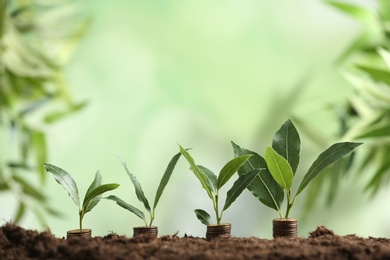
[232,119,362,237]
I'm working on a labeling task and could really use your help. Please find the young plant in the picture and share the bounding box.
[179,145,259,225]
[232,119,362,218]
[105,152,183,226]
[43,163,120,230]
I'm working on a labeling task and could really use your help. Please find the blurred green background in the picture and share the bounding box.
[2,0,390,238]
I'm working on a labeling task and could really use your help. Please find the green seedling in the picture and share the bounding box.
[179,145,259,225]
[105,152,183,226]
[232,119,362,218]
[43,163,120,230]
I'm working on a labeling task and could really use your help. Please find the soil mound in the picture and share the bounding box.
[1,223,390,259]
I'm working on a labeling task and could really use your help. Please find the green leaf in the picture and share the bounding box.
[153,151,183,210]
[355,123,390,139]
[198,165,217,192]
[296,142,362,195]
[105,195,146,222]
[378,48,390,70]
[264,146,293,190]
[250,170,284,211]
[12,175,46,202]
[327,1,376,25]
[379,0,390,21]
[32,131,47,184]
[119,158,151,213]
[14,202,25,223]
[83,171,102,213]
[231,142,283,211]
[44,101,87,124]
[223,170,259,211]
[43,163,80,208]
[194,209,211,226]
[217,155,252,189]
[355,65,390,86]
[272,119,301,174]
[179,145,214,199]
[82,183,120,211]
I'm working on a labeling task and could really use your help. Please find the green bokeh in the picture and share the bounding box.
[3,0,388,238]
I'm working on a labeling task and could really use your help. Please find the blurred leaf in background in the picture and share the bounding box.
[0,0,88,225]
[297,0,390,214]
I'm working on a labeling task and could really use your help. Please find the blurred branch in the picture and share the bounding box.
[0,0,88,224]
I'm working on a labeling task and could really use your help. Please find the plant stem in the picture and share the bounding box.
[285,194,297,218]
[79,210,83,231]
[149,210,155,226]
[213,191,220,224]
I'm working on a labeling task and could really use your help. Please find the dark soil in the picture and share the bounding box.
[1,223,390,259]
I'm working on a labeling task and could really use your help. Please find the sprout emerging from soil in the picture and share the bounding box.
[232,119,362,218]
[105,152,183,226]
[43,164,120,231]
[179,145,259,225]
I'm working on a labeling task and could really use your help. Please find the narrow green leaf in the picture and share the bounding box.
[264,146,293,190]
[43,163,80,208]
[153,151,182,210]
[14,202,25,223]
[355,65,390,86]
[197,165,217,191]
[272,119,301,174]
[194,209,211,226]
[223,170,259,211]
[378,48,390,70]
[82,183,120,211]
[231,141,284,211]
[217,154,252,189]
[32,131,47,184]
[327,1,376,25]
[297,142,362,195]
[179,145,214,199]
[105,195,146,221]
[12,175,46,202]
[83,171,102,213]
[119,158,151,213]
[355,123,390,139]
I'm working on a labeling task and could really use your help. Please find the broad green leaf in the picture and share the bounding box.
[194,209,211,226]
[82,183,120,211]
[264,146,293,190]
[83,171,102,213]
[153,151,183,210]
[355,123,390,139]
[198,165,217,191]
[217,155,252,189]
[296,142,362,195]
[119,158,151,213]
[223,170,259,211]
[179,145,214,199]
[355,65,390,86]
[43,163,80,208]
[105,195,146,221]
[231,142,283,211]
[272,119,301,174]
[249,170,284,211]
[231,141,262,173]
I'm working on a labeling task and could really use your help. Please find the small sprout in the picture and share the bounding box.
[232,119,362,218]
[43,163,120,231]
[105,152,183,226]
[179,145,259,225]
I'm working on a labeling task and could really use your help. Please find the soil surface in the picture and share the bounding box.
[1,223,390,259]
